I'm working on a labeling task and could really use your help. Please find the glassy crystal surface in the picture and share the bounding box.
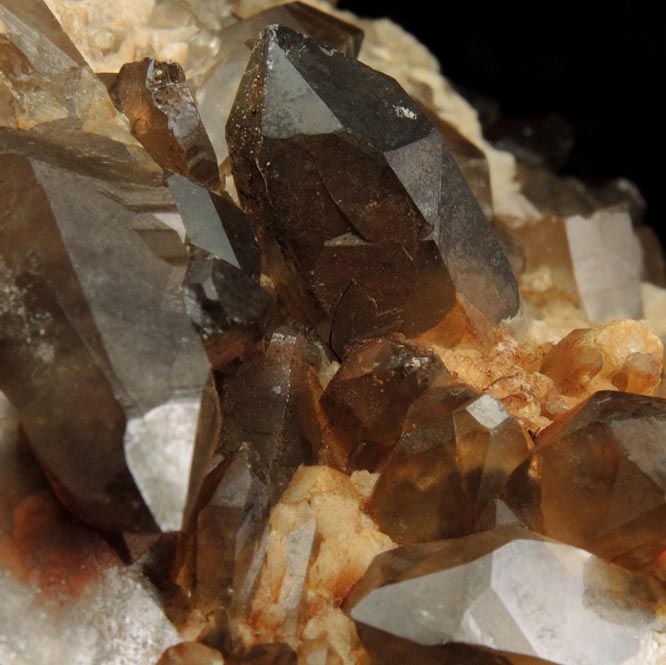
[435,116,493,219]
[220,327,323,497]
[0,0,161,183]
[321,337,445,457]
[227,25,518,354]
[505,391,666,569]
[368,394,531,543]
[197,2,363,166]
[176,443,271,649]
[111,59,221,189]
[0,395,180,665]
[347,526,661,665]
[169,174,272,368]
[509,207,643,322]
[0,154,219,533]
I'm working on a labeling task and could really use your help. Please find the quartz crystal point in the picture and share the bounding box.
[0,154,219,533]
[0,0,161,183]
[368,394,531,543]
[321,336,445,460]
[220,328,322,497]
[179,443,271,648]
[168,174,272,368]
[226,25,519,355]
[197,2,363,166]
[504,391,666,569]
[111,59,221,190]
[0,394,180,665]
[346,525,661,665]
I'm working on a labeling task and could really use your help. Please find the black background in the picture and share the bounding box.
[340,0,664,241]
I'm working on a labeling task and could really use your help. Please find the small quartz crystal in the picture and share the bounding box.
[111,58,221,189]
[169,173,273,368]
[321,337,445,467]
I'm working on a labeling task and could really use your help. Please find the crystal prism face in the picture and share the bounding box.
[347,526,660,665]
[321,336,445,464]
[434,117,493,220]
[368,394,531,543]
[197,2,363,166]
[0,0,161,183]
[0,398,179,665]
[177,443,271,647]
[169,174,272,368]
[111,59,221,190]
[0,154,219,533]
[508,207,643,323]
[504,391,666,568]
[226,25,519,355]
[219,328,322,502]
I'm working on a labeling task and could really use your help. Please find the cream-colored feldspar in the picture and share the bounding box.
[238,466,396,665]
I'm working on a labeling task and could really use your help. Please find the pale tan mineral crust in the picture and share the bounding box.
[238,466,395,665]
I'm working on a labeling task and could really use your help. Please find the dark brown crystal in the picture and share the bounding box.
[321,336,445,464]
[226,25,519,355]
[169,174,273,368]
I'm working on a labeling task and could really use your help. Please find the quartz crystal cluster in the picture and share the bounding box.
[2,1,666,664]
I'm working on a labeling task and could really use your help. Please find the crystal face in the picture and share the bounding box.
[504,391,666,568]
[0,0,161,183]
[197,2,363,167]
[367,394,531,543]
[321,336,445,467]
[0,154,219,533]
[2,1,666,664]
[168,174,273,368]
[227,25,519,355]
[347,526,661,665]
[111,59,221,190]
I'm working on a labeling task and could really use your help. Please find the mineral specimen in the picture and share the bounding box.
[505,391,666,569]
[347,525,662,665]
[321,336,445,465]
[219,328,323,495]
[227,25,519,355]
[197,2,363,167]
[3,1,666,664]
[0,0,161,183]
[368,394,531,543]
[0,154,219,533]
[111,59,221,190]
[169,174,272,368]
